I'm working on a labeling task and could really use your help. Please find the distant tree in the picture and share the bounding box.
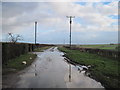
[110,43,114,45]
[8,33,23,43]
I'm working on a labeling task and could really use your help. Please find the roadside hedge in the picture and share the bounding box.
[65,46,119,60]
[2,43,53,64]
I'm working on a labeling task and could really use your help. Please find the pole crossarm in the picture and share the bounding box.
[66,16,75,24]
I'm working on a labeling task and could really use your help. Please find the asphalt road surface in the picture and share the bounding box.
[3,47,104,88]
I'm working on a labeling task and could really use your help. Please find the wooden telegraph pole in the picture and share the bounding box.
[66,16,75,48]
[35,21,37,44]
[66,16,75,82]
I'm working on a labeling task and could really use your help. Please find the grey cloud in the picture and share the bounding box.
[2,2,38,18]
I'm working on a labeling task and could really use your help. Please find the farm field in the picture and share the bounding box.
[33,46,52,52]
[76,44,119,50]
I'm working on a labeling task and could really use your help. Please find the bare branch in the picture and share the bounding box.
[8,33,23,43]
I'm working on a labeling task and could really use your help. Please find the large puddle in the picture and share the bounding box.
[7,47,104,88]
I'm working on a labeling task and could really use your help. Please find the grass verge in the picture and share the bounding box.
[33,46,52,52]
[58,47,119,88]
[3,53,37,75]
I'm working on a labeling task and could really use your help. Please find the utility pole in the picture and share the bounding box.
[66,16,75,82]
[66,16,75,48]
[35,21,37,45]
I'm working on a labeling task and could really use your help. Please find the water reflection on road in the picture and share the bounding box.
[14,47,104,88]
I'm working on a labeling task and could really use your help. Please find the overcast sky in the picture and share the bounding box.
[1,0,119,44]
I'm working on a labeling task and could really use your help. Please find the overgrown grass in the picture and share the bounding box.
[34,46,52,52]
[58,47,119,88]
[3,53,37,74]
[77,44,118,50]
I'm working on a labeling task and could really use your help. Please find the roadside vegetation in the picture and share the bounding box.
[77,44,118,51]
[3,53,37,74]
[58,47,119,88]
[3,46,52,74]
[33,46,52,52]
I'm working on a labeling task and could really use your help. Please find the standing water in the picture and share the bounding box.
[3,47,104,88]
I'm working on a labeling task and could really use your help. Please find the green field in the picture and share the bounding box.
[34,46,52,52]
[58,47,119,88]
[77,44,118,50]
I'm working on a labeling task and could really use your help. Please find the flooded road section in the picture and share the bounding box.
[10,47,104,88]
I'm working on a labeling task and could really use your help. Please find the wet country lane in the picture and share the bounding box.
[6,47,104,88]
